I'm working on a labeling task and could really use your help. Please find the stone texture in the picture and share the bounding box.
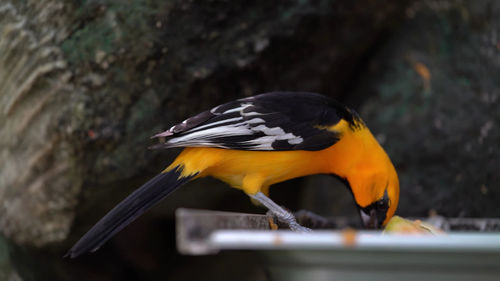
[0,0,79,247]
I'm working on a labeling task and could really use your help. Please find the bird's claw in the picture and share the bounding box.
[288,222,313,233]
[266,210,312,232]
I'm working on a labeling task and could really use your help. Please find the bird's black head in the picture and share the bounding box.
[357,190,390,229]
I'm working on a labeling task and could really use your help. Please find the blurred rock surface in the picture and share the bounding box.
[2,1,499,281]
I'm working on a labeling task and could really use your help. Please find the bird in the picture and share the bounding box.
[66,91,399,258]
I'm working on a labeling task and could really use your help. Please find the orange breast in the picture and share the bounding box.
[169,146,332,193]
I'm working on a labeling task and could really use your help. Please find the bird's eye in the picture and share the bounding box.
[377,199,388,208]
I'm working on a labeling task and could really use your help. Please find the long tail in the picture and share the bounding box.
[66,166,196,258]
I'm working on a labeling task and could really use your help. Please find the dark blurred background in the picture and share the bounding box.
[0,0,499,280]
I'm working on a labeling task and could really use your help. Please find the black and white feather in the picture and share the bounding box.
[152,92,361,151]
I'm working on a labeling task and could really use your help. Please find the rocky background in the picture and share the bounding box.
[0,0,498,280]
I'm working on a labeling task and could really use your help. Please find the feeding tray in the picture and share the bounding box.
[176,208,500,281]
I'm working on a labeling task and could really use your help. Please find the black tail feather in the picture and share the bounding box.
[66,167,195,258]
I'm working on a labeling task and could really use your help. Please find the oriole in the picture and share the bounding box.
[67,92,399,258]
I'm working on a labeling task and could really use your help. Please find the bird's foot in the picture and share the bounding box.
[251,192,312,232]
[288,221,313,233]
[266,210,312,232]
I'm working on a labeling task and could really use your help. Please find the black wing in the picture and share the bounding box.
[152,92,359,151]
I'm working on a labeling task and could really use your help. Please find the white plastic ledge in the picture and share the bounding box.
[209,230,500,252]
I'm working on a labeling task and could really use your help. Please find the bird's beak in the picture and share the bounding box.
[360,209,378,229]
